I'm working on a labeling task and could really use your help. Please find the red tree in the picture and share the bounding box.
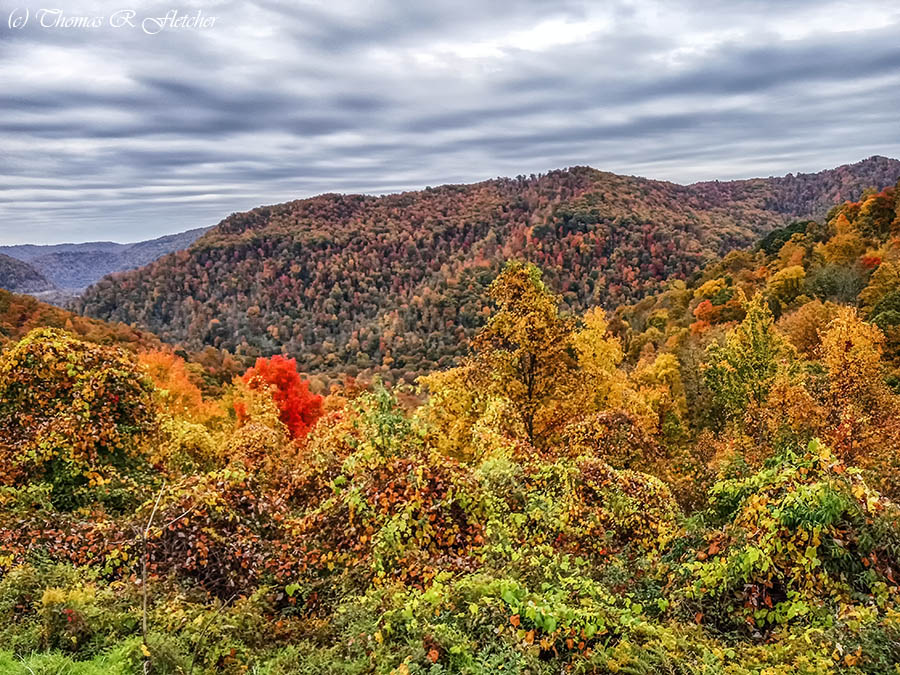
[241,356,323,440]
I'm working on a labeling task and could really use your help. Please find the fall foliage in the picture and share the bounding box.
[4,176,900,672]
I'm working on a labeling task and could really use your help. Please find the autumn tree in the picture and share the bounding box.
[820,307,889,414]
[860,260,900,333]
[572,307,624,407]
[239,355,323,440]
[138,349,214,422]
[766,265,805,308]
[776,299,841,358]
[469,261,577,448]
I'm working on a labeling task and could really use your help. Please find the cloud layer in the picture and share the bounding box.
[2,0,899,244]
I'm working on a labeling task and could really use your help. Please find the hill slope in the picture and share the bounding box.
[0,287,162,352]
[0,254,56,295]
[78,156,900,380]
[0,227,210,293]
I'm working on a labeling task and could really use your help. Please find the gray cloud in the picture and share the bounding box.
[1,0,899,244]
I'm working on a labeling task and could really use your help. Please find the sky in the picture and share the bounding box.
[2,1,900,245]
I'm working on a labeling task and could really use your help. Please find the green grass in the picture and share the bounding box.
[0,641,139,675]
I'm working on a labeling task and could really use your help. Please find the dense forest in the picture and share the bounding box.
[3,177,900,672]
[78,157,900,386]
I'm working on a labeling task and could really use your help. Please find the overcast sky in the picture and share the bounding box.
[2,0,899,244]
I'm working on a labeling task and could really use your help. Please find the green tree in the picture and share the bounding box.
[704,294,797,427]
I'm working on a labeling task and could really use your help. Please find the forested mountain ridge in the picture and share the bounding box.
[78,156,900,382]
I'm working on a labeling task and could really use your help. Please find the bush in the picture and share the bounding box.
[683,440,900,631]
[0,328,156,509]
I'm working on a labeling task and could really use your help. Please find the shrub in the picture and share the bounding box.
[0,328,156,509]
[683,440,900,631]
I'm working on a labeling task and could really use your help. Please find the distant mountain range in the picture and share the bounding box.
[0,227,210,301]
[77,156,900,380]
[0,254,56,295]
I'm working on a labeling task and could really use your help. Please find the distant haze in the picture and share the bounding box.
[2,0,900,244]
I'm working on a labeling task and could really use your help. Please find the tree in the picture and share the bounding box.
[860,261,900,313]
[470,262,577,448]
[766,265,805,306]
[239,355,323,441]
[776,300,841,358]
[820,307,888,416]
[138,349,214,422]
[703,294,797,427]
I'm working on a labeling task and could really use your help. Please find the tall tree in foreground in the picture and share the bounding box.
[470,261,577,448]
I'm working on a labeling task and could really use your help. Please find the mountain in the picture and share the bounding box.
[77,156,900,381]
[0,254,56,295]
[0,227,210,294]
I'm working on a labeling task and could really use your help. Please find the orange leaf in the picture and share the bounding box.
[509,614,520,628]
[427,648,439,664]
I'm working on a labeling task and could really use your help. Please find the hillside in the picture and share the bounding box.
[78,156,900,381]
[0,287,162,353]
[0,254,56,295]
[0,226,210,293]
[0,287,243,395]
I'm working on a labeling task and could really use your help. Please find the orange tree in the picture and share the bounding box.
[469,261,578,449]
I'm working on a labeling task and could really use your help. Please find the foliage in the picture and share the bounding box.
[239,355,324,440]
[6,176,900,671]
[0,328,156,509]
[703,294,797,427]
[684,440,900,632]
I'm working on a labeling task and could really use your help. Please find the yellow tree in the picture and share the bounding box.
[417,362,509,461]
[819,307,900,494]
[572,307,626,409]
[766,265,805,306]
[860,260,900,313]
[470,261,578,449]
[821,307,888,413]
